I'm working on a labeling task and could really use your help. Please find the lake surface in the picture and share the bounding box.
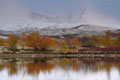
[0,58,120,80]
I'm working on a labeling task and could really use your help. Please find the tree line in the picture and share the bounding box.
[0,30,120,53]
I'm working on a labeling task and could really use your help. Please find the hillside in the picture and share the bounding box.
[0,24,119,39]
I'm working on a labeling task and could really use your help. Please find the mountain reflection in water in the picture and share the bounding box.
[0,58,120,80]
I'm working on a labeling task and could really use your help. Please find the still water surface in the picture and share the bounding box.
[0,58,120,80]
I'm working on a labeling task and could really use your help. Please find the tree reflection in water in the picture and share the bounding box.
[0,58,120,80]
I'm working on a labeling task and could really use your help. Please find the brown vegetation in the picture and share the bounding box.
[0,30,120,54]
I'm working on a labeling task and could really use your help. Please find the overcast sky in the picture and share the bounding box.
[0,0,120,28]
[5,0,119,19]
[0,0,120,17]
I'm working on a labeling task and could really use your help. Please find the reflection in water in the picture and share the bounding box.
[0,58,120,80]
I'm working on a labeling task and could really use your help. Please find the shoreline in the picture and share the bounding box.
[0,53,120,58]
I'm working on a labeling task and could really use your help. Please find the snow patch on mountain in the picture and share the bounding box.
[17,24,115,36]
[0,10,119,31]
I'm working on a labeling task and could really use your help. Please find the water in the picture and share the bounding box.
[0,58,120,80]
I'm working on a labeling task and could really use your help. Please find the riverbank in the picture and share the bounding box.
[0,53,120,58]
[0,47,120,58]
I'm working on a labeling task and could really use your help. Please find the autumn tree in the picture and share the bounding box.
[0,38,6,46]
[8,34,19,50]
[59,39,69,53]
[97,30,113,48]
[81,36,98,47]
[25,32,41,50]
[60,45,69,53]
[19,33,27,49]
[85,35,99,47]
[97,36,105,47]
[69,37,81,48]
[40,35,55,50]
[115,33,120,46]
[104,30,112,48]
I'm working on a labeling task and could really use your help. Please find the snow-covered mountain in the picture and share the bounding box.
[14,24,119,38]
[0,11,119,31]
[0,12,83,31]
[0,23,119,39]
[0,12,119,38]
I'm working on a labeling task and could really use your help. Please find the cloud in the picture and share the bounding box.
[0,0,29,21]
[79,1,120,28]
[0,0,120,29]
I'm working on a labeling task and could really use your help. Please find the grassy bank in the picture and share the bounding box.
[0,53,120,58]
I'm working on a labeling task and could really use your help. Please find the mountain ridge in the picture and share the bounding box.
[0,24,119,39]
[0,12,119,38]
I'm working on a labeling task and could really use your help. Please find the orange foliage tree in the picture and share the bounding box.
[89,35,99,45]
[97,30,113,48]
[0,38,6,46]
[115,33,120,46]
[19,33,27,49]
[8,34,19,50]
[59,39,69,53]
[25,32,41,50]
[104,30,112,48]
[69,37,81,48]
[97,36,105,47]
[25,32,55,51]
[40,35,55,50]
